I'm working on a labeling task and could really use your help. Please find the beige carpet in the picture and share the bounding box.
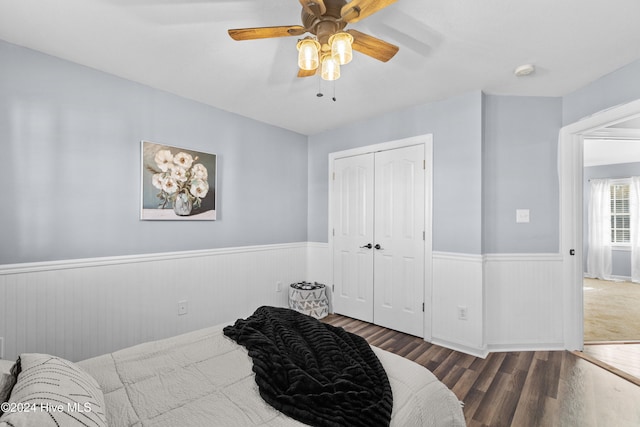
[584,278,640,342]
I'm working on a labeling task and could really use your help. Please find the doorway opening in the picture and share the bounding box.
[560,99,640,383]
[581,120,640,380]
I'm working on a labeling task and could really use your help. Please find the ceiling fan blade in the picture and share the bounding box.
[228,25,306,41]
[341,0,397,23]
[299,0,326,17]
[298,68,317,78]
[347,29,399,62]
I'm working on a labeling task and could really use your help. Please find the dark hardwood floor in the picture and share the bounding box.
[322,314,640,427]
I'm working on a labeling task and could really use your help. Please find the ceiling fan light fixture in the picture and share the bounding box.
[229,0,401,88]
[329,32,354,65]
[321,54,340,81]
[297,38,321,71]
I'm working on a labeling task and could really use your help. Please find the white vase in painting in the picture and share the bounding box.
[173,192,193,216]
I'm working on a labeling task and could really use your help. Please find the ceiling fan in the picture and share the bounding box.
[228,0,399,81]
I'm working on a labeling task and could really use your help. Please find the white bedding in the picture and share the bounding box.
[78,324,465,426]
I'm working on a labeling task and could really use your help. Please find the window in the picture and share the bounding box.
[610,182,630,244]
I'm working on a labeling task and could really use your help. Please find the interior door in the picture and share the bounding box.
[332,153,375,322]
[373,145,425,336]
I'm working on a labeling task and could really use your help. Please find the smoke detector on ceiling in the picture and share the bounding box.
[514,64,535,77]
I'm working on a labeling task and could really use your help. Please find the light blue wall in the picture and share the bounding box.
[307,91,484,254]
[0,40,309,264]
[583,162,640,277]
[307,92,566,255]
[482,95,562,253]
[563,59,640,125]
[5,37,640,264]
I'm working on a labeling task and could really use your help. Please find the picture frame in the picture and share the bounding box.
[140,141,217,220]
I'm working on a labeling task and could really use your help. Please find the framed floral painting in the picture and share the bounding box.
[140,141,216,220]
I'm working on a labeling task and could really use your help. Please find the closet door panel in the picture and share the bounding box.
[332,154,375,322]
[373,145,425,336]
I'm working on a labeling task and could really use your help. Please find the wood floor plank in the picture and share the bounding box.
[461,387,486,425]
[433,351,466,379]
[511,358,550,427]
[321,314,640,426]
[472,371,514,424]
[473,353,507,393]
[450,368,482,401]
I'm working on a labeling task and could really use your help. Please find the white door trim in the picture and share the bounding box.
[559,98,640,351]
[328,134,433,341]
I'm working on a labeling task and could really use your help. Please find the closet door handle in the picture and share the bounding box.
[360,243,373,249]
[374,244,383,250]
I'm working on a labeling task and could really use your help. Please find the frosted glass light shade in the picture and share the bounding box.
[297,38,321,71]
[329,32,354,65]
[321,55,340,81]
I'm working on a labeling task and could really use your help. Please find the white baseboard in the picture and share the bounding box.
[487,342,565,353]
[431,338,488,359]
[584,274,632,282]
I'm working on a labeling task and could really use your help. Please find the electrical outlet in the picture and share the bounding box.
[178,300,188,316]
[457,306,468,320]
[276,281,283,292]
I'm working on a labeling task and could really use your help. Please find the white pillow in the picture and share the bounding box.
[0,354,107,427]
[0,361,13,376]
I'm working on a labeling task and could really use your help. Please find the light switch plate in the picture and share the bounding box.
[516,209,530,223]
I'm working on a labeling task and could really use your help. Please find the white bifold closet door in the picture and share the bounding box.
[332,144,425,337]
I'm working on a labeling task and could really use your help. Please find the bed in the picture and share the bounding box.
[0,307,465,427]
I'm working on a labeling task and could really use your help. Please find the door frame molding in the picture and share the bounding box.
[328,134,434,340]
[559,98,640,351]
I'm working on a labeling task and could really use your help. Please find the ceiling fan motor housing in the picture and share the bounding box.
[302,0,348,48]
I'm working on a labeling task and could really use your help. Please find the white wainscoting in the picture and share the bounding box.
[484,253,564,352]
[432,252,486,357]
[0,243,307,362]
[306,242,332,287]
[306,242,333,312]
[1,244,567,363]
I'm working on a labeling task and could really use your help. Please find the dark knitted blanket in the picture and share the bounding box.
[223,306,393,427]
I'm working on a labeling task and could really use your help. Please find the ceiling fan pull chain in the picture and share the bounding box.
[316,75,324,97]
[332,80,337,102]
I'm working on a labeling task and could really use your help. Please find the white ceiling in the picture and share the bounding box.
[2,0,640,135]
[584,117,640,167]
[584,139,640,167]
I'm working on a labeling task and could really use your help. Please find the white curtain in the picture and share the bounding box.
[587,179,612,279]
[630,176,640,283]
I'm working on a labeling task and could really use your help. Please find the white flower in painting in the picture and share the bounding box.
[191,163,208,180]
[171,166,188,182]
[190,179,209,199]
[154,149,174,172]
[149,146,212,212]
[173,152,194,169]
[161,176,178,194]
[152,173,164,190]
